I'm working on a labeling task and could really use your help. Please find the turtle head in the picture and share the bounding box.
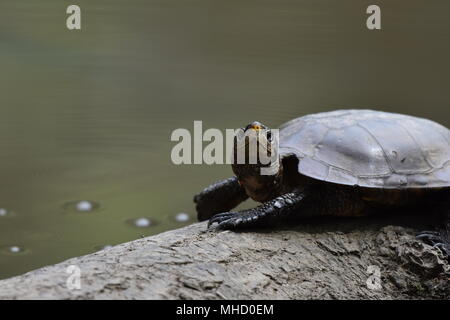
[244,121,266,132]
[231,121,283,202]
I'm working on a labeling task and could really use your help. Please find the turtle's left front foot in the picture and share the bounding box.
[207,190,306,230]
[208,211,260,229]
[416,230,450,258]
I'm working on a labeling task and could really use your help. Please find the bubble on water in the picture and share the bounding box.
[135,217,151,227]
[175,212,190,222]
[0,208,16,218]
[102,245,113,250]
[126,217,157,229]
[9,246,21,253]
[63,200,100,213]
[76,201,93,212]
[1,245,28,255]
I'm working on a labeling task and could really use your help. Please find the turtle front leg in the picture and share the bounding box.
[208,189,306,229]
[194,176,249,221]
[208,185,368,230]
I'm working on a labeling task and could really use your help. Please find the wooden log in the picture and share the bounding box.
[0,219,448,299]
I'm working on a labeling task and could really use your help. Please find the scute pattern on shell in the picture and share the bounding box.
[279,109,450,188]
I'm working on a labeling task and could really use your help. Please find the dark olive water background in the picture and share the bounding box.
[0,0,449,279]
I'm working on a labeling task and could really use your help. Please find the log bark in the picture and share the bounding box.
[0,218,448,299]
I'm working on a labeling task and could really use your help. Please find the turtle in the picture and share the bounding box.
[194,110,450,257]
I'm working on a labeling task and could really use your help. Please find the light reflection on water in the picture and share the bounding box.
[0,0,449,279]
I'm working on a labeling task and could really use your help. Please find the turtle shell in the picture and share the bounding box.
[279,110,450,189]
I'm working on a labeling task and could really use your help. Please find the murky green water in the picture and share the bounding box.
[0,0,449,279]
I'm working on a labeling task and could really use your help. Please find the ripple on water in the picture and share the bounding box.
[1,245,27,255]
[62,200,100,214]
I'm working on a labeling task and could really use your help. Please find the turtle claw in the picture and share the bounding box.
[216,212,261,230]
[433,243,450,257]
[216,217,243,230]
[207,212,236,228]
[416,231,443,245]
[416,230,440,236]
[416,230,450,258]
[208,211,259,230]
